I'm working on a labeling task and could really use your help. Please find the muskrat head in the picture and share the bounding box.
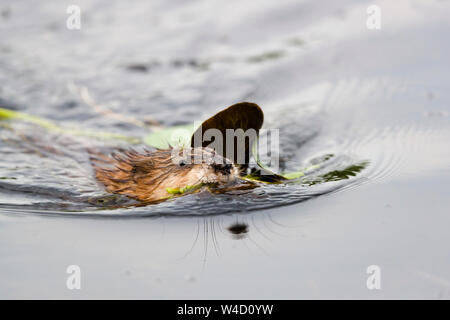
[176,147,240,185]
[92,147,240,203]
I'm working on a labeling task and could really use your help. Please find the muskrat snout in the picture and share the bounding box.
[212,163,233,175]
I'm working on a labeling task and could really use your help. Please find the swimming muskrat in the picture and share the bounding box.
[90,102,265,203]
[91,147,241,203]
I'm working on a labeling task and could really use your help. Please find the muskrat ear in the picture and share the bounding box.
[190,102,264,167]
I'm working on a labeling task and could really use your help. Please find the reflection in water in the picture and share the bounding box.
[227,222,249,240]
[179,212,299,265]
[301,161,369,186]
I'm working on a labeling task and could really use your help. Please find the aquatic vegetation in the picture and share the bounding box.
[247,50,285,63]
[0,107,140,144]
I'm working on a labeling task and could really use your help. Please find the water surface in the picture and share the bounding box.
[0,0,449,298]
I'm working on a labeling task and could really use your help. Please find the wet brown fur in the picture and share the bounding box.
[91,148,239,203]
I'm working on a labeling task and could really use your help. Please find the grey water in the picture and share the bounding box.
[0,0,450,299]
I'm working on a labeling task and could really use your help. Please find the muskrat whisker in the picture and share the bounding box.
[203,219,209,268]
[211,219,221,257]
[178,219,202,261]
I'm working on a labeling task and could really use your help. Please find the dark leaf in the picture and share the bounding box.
[190,102,264,166]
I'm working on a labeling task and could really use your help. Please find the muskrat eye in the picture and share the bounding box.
[212,163,232,174]
[179,160,186,167]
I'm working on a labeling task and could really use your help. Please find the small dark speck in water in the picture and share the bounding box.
[228,223,249,240]
[171,59,209,70]
[59,100,78,110]
[126,64,150,73]
[0,177,17,180]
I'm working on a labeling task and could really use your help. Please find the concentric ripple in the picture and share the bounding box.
[2,79,449,217]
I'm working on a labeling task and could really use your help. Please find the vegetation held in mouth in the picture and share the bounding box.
[166,183,204,195]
